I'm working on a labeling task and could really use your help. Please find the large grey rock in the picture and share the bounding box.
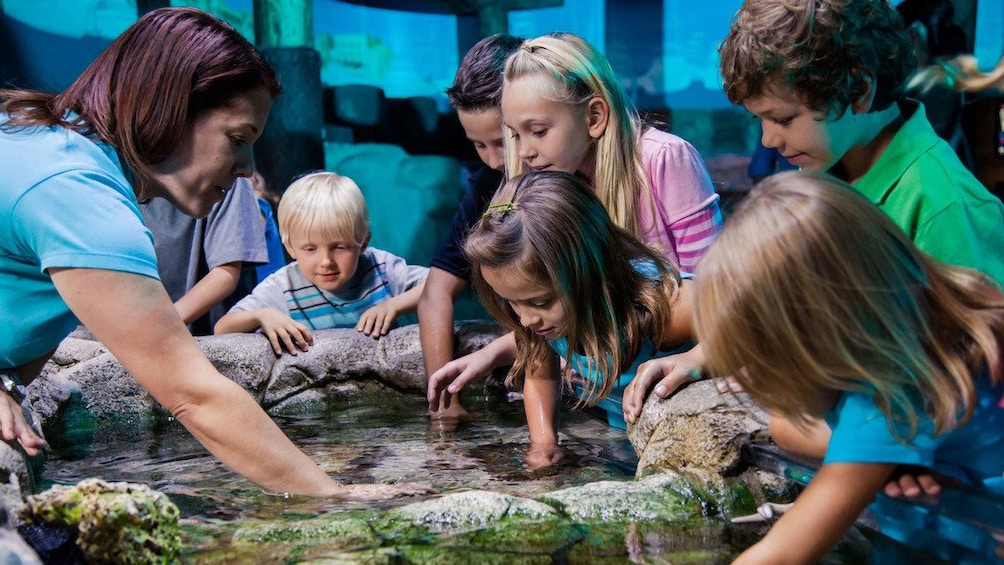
[198,333,277,396]
[627,380,770,483]
[34,322,507,418]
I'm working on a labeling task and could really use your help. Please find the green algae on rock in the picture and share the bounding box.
[232,514,379,547]
[19,478,181,564]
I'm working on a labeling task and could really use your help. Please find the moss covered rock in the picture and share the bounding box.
[19,478,180,564]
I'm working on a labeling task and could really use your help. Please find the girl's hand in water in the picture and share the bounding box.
[525,443,564,471]
[622,346,705,425]
[332,482,435,501]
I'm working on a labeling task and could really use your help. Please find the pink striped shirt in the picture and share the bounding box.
[637,128,722,273]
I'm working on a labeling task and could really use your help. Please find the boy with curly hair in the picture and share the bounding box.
[719,0,1004,285]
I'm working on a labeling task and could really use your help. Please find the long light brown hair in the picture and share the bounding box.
[695,170,1004,438]
[0,7,280,197]
[465,171,680,404]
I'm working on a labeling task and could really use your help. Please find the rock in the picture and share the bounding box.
[18,478,181,564]
[627,380,770,483]
[58,353,152,416]
[379,490,558,534]
[187,471,755,562]
[0,527,42,564]
[196,333,277,396]
[544,472,710,522]
[33,322,508,417]
[232,514,377,548]
[0,444,34,528]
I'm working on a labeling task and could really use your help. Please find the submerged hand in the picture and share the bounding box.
[331,482,434,501]
[427,349,496,413]
[0,393,46,456]
[525,443,564,471]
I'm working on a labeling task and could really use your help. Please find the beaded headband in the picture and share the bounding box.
[482,201,516,218]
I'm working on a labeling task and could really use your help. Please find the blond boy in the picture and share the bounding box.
[216,172,427,354]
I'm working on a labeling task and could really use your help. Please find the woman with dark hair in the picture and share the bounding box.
[0,7,420,499]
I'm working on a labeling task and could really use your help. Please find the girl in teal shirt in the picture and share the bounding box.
[695,170,1004,564]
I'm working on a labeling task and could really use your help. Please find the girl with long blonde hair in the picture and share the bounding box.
[501,32,721,274]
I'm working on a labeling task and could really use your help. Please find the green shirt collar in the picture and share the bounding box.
[852,99,938,204]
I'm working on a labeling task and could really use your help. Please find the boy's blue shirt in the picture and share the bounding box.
[227,247,428,331]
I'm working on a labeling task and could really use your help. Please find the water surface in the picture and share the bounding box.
[36,391,965,563]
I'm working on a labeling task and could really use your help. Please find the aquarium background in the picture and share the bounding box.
[0,0,740,107]
[1,0,998,155]
[1,0,999,314]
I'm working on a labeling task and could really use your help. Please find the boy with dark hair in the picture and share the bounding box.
[418,34,524,418]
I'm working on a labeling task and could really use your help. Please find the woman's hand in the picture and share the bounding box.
[622,346,705,425]
[257,310,314,355]
[0,393,46,456]
[330,481,435,501]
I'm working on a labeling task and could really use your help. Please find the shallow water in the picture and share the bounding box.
[39,391,638,523]
[35,391,978,563]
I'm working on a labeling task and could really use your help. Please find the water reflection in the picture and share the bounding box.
[39,391,638,524]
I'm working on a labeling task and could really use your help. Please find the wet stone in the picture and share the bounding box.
[377,490,557,534]
[540,474,698,522]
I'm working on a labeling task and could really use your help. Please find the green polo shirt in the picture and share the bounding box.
[854,100,1004,286]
